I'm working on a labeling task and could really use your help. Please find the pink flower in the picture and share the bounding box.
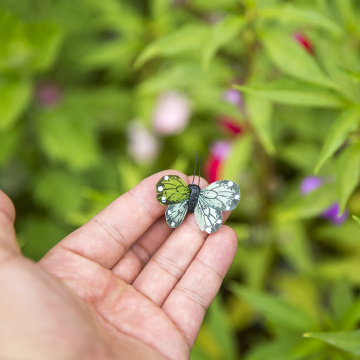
[128,121,160,163]
[293,33,313,54]
[153,91,191,135]
[36,82,62,107]
[210,141,231,159]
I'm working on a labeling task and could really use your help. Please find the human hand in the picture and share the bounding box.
[0,171,238,360]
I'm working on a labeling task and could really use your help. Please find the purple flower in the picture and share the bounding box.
[322,203,348,225]
[300,176,323,194]
[224,89,243,107]
[300,176,348,225]
[36,82,62,107]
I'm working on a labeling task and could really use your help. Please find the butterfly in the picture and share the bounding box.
[156,153,240,234]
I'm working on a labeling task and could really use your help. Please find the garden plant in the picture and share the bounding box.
[0,0,360,359]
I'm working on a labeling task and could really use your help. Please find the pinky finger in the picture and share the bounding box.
[161,225,238,348]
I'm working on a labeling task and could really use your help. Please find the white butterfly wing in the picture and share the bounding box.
[194,196,222,234]
[166,200,189,228]
[200,180,240,211]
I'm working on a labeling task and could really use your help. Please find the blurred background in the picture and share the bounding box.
[1,0,360,358]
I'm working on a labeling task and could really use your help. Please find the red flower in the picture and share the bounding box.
[218,116,243,136]
[293,33,313,54]
[205,155,222,183]
[205,141,231,182]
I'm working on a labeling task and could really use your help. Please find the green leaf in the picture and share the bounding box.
[0,76,32,130]
[151,0,172,18]
[236,245,274,290]
[304,330,360,356]
[33,170,84,218]
[0,11,62,72]
[335,142,360,213]
[80,39,135,71]
[317,256,360,285]
[26,21,63,72]
[137,63,202,95]
[353,215,360,226]
[230,284,317,332]
[340,297,360,331]
[170,155,189,174]
[315,107,360,173]
[201,16,244,71]
[316,38,360,102]
[246,338,300,360]
[338,66,360,83]
[0,10,31,71]
[208,296,238,360]
[19,216,68,261]
[246,338,323,360]
[261,31,337,89]
[117,157,143,193]
[277,183,337,221]
[279,142,320,172]
[330,277,353,323]
[222,134,253,181]
[36,109,100,171]
[245,94,275,155]
[235,85,345,108]
[134,24,208,68]
[191,0,238,11]
[334,0,357,32]
[260,4,343,37]
[0,127,19,166]
[275,221,313,274]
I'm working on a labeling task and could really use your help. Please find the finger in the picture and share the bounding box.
[132,176,233,305]
[0,190,19,258]
[162,225,237,348]
[40,170,187,269]
[111,173,198,282]
[111,216,173,283]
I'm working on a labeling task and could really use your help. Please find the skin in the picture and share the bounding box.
[0,171,238,360]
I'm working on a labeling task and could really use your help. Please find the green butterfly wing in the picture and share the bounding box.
[200,180,240,211]
[194,196,223,234]
[156,175,190,205]
[166,200,189,228]
[194,180,240,234]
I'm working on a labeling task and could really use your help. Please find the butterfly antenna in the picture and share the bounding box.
[198,153,201,186]
[192,150,198,184]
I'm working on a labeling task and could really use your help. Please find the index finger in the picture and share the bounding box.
[0,190,19,258]
[41,170,188,269]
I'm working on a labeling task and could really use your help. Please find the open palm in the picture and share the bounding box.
[0,171,237,360]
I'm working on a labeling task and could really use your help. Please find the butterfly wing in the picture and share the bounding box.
[194,195,223,234]
[200,180,240,211]
[166,200,189,228]
[156,175,190,205]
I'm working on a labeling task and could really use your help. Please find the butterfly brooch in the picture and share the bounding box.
[156,152,240,234]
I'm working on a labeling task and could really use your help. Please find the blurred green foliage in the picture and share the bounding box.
[1,0,360,358]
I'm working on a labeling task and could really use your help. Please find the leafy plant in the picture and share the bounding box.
[0,0,360,358]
